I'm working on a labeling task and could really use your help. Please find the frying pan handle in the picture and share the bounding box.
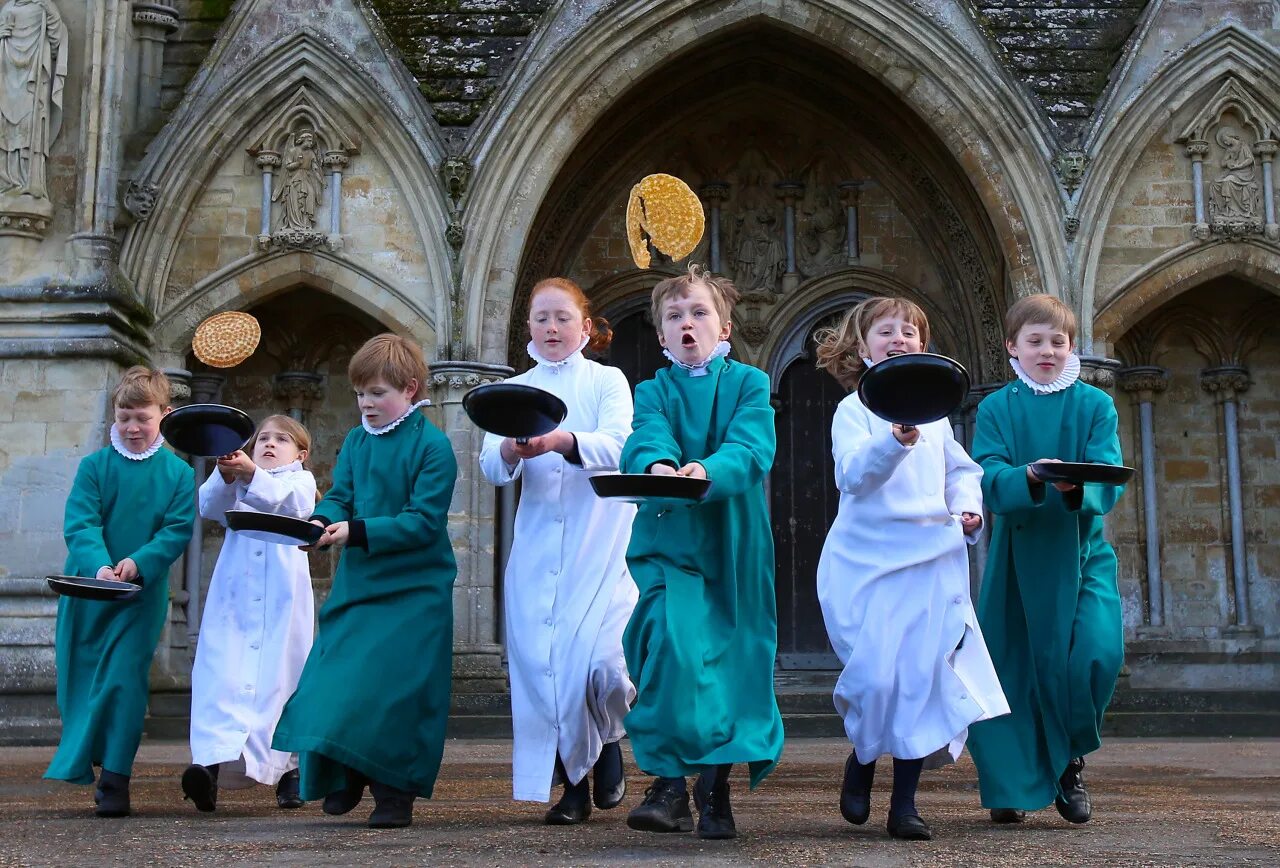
[516,437,530,445]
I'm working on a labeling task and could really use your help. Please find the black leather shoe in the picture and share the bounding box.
[322,767,367,816]
[693,768,737,840]
[989,808,1027,823]
[367,780,415,828]
[1055,756,1091,824]
[593,740,626,809]
[840,752,873,825]
[95,770,131,818]
[545,774,592,825]
[276,768,304,809]
[887,811,933,840]
[181,763,218,813]
[626,777,693,833]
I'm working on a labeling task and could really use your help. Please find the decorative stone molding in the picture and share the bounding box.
[1199,365,1250,403]
[120,180,159,224]
[1117,365,1169,402]
[162,368,193,405]
[272,371,325,406]
[440,155,471,206]
[1064,214,1081,242]
[132,3,179,31]
[1077,355,1120,390]
[0,204,51,239]
[1054,150,1087,195]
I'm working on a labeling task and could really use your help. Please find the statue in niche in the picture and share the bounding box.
[0,0,66,201]
[273,130,324,232]
[797,185,844,277]
[1207,125,1260,227]
[725,146,784,293]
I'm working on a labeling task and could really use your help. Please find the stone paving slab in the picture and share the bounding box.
[1,738,1277,867]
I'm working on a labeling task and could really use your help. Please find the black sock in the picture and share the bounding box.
[890,757,924,816]
[711,763,731,790]
[848,753,876,792]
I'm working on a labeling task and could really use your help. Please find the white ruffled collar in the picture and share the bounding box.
[527,335,588,370]
[110,425,165,460]
[663,340,731,377]
[261,459,304,476]
[1011,353,1080,394]
[363,399,431,435]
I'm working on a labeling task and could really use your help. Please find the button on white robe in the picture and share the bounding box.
[190,462,316,786]
[817,395,1009,768]
[479,351,638,802]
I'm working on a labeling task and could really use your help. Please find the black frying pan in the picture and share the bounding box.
[225,510,324,546]
[1031,461,1134,486]
[589,473,711,506]
[46,575,142,602]
[858,353,970,428]
[462,383,568,444]
[160,403,255,457]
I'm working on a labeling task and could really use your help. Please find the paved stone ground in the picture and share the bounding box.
[1,738,1277,867]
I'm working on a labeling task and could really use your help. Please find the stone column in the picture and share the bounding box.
[1255,140,1278,240]
[322,151,349,248]
[1200,366,1253,629]
[1186,140,1210,240]
[273,371,326,423]
[130,4,180,133]
[1119,366,1170,630]
[838,181,863,264]
[429,361,513,690]
[1078,355,1120,390]
[255,152,281,249]
[700,182,729,273]
[775,182,803,293]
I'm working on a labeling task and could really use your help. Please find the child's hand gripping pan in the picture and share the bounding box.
[224,510,325,546]
[857,352,970,428]
[589,473,711,507]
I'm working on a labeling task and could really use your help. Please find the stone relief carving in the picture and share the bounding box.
[0,0,66,236]
[1054,150,1088,195]
[273,130,324,235]
[120,179,159,224]
[1206,126,1261,235]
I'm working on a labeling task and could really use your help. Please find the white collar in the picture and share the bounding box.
[110,425,165,461]
[363,399,432,435]
[261,459,304,476]
[527,335,588,370]
[1010,353,1081,394]
[663,340,731,377]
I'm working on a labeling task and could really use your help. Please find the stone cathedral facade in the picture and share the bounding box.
[1,0,1277,741]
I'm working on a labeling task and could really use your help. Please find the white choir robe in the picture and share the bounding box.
[817,395,1009,768]
[190,461,317,786]
[479,351,639,802]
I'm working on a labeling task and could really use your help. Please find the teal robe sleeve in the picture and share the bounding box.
[363,435,458,556]
[1064,393,1124,517]
[621,377,681,473]
[128,461,196,585]
[698,368,775,501]
[972,395,1046,514]
[313,430,356,526]
[63,455,112,576]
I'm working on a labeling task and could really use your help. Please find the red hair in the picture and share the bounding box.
[529,277,613,353]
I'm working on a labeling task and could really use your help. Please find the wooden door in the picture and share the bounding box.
[600,309,666,388]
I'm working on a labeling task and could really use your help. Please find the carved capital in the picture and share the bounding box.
[132,4,180,32]
[837,180,864,204]
[189,373,227,404]
[255,151,282,171]
[1254,139,1278,159]
[1200,365,1250,401]
[273,371,326,406]
[428,361,513,403]
[162,368,193,405]
[700,181,730,203]
[321,151,349,171]
[1117,365,1170,401]
[774,181,803,203]
[1185,139,1211,159]
[1077,355,1121,390]
[0,200,52,239]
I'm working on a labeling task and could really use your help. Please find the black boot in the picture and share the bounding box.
[95,769,131,818]
[886,811,933,840]
[181,763,219,813]
[1055,756,1091,824]
[546,754,591,824]
[840,751,875,825]
[322,766,367,816]
[990,808,1027,823]
[693,764,737,840]
[626,777,693,833]
[276,768,304,809]
[367,780,416,829]
[592,740,626,809]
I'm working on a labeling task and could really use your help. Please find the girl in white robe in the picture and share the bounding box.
[814,297,1009,841]
[479,277,638,825]
[182,415,317,812]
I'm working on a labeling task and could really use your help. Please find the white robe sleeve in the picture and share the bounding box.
[832,398,912,495]
[479,430,522,485]
[571,367,633,472]
[942,430,984,543]
[240,468,317,519]
[198,470,241,525]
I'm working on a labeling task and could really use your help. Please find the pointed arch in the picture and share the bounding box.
[1077,26,1280,349]
[458,0,1065,366]
[121,30,453,340]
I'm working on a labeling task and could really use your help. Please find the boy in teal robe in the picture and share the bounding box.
[272,334,457,829]
[620,266,784,841]
[45,367,196,817]
[967,295,1126,825]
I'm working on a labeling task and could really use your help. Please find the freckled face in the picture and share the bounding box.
[528,287,590,362]
[354,377,417,427]
[1007,322,1074,385]
[252,422,306,470]
[114,404,167,454]
[657,283,731,365]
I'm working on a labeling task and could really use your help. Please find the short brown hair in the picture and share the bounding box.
[814,296,931,390]
[1004,294,1077,343]
[649,263,739,328]
[254,414,312,456]
[529,277,613,353]
[348,333,429,399]
[111,366,171,409]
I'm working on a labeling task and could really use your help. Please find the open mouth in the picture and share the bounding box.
[886,350,906,357]
[681,334,697,347]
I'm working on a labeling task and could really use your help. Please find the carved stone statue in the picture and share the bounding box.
[272,130,323,231]
[797,187,844,277]
[1208,125,1260,227]
[0,0,66,201]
